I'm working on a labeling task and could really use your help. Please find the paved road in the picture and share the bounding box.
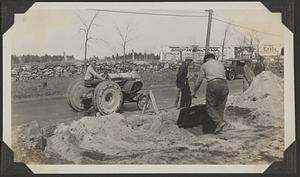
[12,79,243,127]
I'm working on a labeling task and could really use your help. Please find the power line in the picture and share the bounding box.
[212,16,281,37]
[143,9,208,15]
[90,9,208,18]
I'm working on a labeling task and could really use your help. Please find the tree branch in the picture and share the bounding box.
[114,25,126,42]
[87,11,100,34]
[79,28,87,35]
[74,12,88,29]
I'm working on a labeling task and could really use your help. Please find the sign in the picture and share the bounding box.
[160,46,235,62]
[260,45,279,56]
[234,47,255,59]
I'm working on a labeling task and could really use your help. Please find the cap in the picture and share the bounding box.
[203,53,215,61]
[89,58,97,62]
[185,56,193,61]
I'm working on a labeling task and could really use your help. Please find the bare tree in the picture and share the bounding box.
[114,23,135,60]
[244,32,255,58]
[240,35,249,48]
[77,11,100,70]
[248,31,263,57]
[221,24,230,62]
[253,32,262,55]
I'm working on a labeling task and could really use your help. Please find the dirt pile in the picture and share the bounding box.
[13,105,284,164]
[45,113,134,163]
[12,120,45,150]
[44,110,202,163]
[12,121,48,164]
[226,71,284,127]
[43,108,283,164]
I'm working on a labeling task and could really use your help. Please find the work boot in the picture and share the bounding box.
[214,120,226,134]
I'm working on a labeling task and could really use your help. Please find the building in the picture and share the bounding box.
[160,44,282,62]
[234,47,255,59]
[259,44,282,62]
[160,45,235,62]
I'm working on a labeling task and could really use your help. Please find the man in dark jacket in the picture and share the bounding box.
[176,57,193,108]
[243,60,255,91]
[253,55,265,76]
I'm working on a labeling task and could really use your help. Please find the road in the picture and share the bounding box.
[12,79,243,127]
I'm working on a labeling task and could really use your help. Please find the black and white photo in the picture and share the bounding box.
[1,1,295,174]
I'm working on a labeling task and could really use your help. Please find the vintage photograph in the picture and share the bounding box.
[3,2,293,172]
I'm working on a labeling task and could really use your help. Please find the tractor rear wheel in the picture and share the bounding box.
[93,81,123,115]
[66,79,93,111]
[66,78,82,108]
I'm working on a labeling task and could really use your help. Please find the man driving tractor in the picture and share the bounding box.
[67,58,145,115]
[84,59,109,87]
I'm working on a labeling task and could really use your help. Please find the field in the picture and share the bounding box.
[11,72,177,99]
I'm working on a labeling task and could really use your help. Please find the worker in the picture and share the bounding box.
[243,60,255,91]
[84,59,106,87]
[176,57,193,108]
[253,55,266,75]
[192,53,229,134]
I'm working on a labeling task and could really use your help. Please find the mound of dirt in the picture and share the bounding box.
[14,105,284,164]
[12,121,48,164]
[45,113,135,163]
[44,109,205,163]
[44,108,283,164]
[226,71,284,127]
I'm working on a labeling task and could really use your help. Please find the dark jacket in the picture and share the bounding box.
[176,62,189,89]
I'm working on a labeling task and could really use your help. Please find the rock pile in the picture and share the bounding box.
[12,61,180,81]
[12,63,83,80]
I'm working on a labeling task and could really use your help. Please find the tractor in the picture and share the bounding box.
[66,72,149,115]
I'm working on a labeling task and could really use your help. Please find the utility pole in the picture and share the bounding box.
[205,9,213,55]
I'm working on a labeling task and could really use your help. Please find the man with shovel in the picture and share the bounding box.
[192,53,229,134]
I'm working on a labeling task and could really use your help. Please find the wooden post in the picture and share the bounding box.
[149,90,159,114]
[141,90,159,115]
[142,96,149,114]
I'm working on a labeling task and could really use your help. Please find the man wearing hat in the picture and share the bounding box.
[192,53,229,134]
[176,57,193,108]
[84,59,107,87]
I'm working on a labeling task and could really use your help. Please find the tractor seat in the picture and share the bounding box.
[84,81,94,88]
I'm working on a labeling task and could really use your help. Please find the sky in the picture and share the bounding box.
[10,3,283,60]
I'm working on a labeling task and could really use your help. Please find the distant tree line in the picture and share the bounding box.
[11,54,75,64]
[103,52,160,61]
[11,52,160,65]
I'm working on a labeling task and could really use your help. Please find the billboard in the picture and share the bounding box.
[234,47,255,59]
[160,46,234,62]
[260,45,280,56]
